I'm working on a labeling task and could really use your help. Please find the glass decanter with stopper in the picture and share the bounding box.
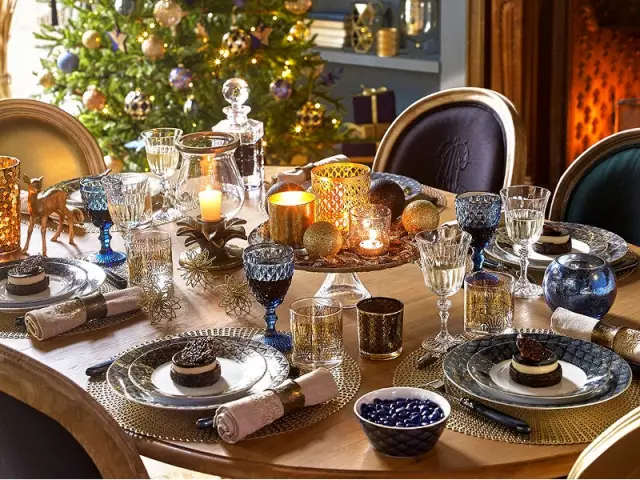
[213,78,264,190]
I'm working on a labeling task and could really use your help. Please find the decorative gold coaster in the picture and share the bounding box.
[87,327,362,443]
[393,332,640,445]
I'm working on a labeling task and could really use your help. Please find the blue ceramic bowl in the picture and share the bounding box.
[354,387,450,458]
[543,253,617,319]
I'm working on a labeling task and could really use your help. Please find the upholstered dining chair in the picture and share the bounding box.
[0,99,105,188]
[568,405,640,478]
[0,344,148,478]
[372,87,526,194]
[549,128,640,245]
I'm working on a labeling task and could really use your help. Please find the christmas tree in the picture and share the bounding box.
[36,0,349,171]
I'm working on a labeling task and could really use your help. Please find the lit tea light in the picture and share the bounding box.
[359,230,386,256]
[199,185,222,221]
[268,191,316,248]
[350,204,391,257]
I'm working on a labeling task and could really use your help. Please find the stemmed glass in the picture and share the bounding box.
[455,192,502,271]
[415,226,472,354]
[500,185,551,298]
[141,128,183,223]
[79,177,127,266]
[243,243,294,352]
[101,173,152,245]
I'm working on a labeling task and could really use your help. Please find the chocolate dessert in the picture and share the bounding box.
[6,256,50,296]
[532,224,571,255]
[509,334,562,388]
[170,338,221,388]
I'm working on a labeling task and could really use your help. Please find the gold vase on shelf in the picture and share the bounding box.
[0,0,17,99]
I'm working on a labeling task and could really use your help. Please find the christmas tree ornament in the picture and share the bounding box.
[222,27,251,56]
[269,78,292,100]
[82,85,106,111]
[57,51,79,73]
[195,22,208,41]
[183,96,199,117]
[288,21,309,42]
[153,0,184,28]
[296,101,324,129]
[401,199,440,234]
[284,0,312,15]
[303,221,343,258]
[107,28,128,52]
[250,24,272,47]
[37,70,55,88]
[169,66,193,90]
[114,0,135,15]
[82,29,102,49]
[141,34,165,61]
[124,90,151,120]
[370,178,405,218]
[233,0,245,7]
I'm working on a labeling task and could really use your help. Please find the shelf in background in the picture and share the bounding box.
[314,47,440,74]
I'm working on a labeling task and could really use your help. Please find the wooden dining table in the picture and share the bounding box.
[2,166,639,479]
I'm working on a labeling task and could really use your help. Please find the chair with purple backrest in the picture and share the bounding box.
[373,87,526,194]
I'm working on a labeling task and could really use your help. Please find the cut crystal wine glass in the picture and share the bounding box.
[101,173,152,245]
[455,192,502,271]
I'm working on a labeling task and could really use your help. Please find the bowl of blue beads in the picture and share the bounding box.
[354,386,450,457]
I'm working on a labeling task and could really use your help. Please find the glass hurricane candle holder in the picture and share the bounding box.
[311,162,370,232]
[349,204,391,257]
[0,156,20,255]
[268,191,316,248]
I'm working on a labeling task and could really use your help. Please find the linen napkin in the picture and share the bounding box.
[215,367,338,443]
[551,307,640,363]
[274,154,348,185]
[25,286,144,341]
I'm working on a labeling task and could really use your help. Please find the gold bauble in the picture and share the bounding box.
[296,101,324,129]
[142,34,166,61]
[37,70,55,88]
[153,0,184,27]
[401,200,440,234]
[104,155,124,173]
[288,21,310,41]
[284,0,312,15]
[82,30,102,49]
[82,86,106,111]
[303,221,343,258]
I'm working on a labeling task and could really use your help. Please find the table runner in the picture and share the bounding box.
[393,328,640,445]
[87,327,362,443]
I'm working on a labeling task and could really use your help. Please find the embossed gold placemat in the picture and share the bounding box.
[0,262,142,339]
[393,338,640,445]
[87,327,362,443]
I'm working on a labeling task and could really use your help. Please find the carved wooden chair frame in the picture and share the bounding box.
[372,87,527,188]
[549,128,640,221]
[0,344,148,478]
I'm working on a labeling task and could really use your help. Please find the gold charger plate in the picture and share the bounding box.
[0,99,104,188]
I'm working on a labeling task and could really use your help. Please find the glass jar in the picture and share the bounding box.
[543,253,617,319]
[400,0,439,54]
[349,204,391,257]
[175,132,244,221]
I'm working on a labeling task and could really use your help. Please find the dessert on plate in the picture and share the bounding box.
[170,338,222,388]
[532,223,572,255]
[6,256,50,296]
[509,334,562,388]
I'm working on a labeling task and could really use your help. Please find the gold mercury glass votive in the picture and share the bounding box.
[376,28,398,57]
[0,156,20,255]
[268,191,316,248]
[311,162,370,232]
[464,271,515,335]
[349,204,391,257]
[357,297,404,360]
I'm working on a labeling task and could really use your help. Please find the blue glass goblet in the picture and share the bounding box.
[243,243,294,352]
[79,178,127,266]
[455,192,502,271]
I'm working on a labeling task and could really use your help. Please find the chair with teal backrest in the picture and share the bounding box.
[549,128,640,246]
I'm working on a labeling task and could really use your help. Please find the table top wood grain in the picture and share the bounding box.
[2,167,639,479]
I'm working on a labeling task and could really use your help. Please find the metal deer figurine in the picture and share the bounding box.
[23,175,84,256]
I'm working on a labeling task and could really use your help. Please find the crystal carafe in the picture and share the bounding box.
[213,78,264,191]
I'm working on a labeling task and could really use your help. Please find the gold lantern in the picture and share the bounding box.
[311,162,370,231]
[0,156,20,255]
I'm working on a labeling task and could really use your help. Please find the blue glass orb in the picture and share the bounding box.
[115,0,136,15]
[169,67,193,91]
[57,51,79,73]
[543,253,617,319]
[269,78,293,100]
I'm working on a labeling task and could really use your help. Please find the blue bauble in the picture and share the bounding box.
[269,78,292,100]
[183,97,199,117]
[115,0,136,15]
[543,253,617,319]
[57,51,79,73]
[169,67,193,91]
